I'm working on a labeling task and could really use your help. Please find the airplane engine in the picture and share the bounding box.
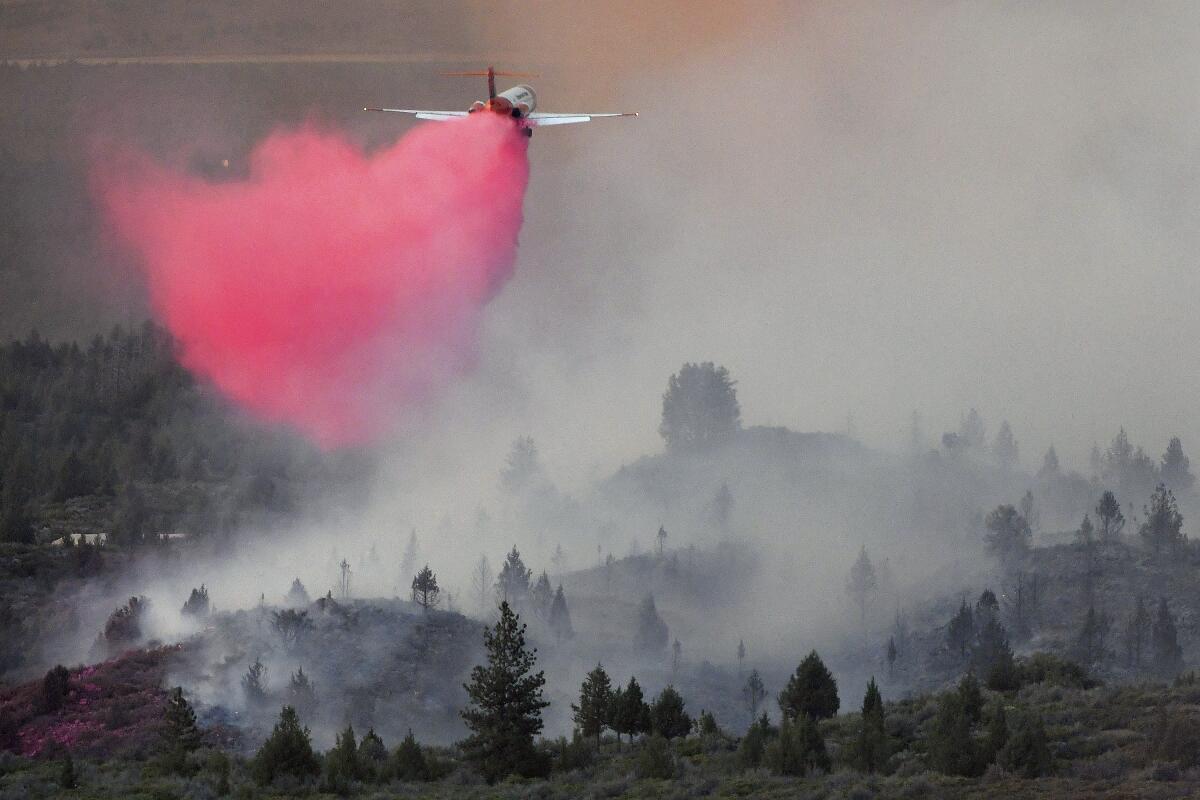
[494,85,537,117]
[468,100,486,113]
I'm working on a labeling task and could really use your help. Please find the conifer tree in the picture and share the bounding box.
[323,724,359,793]
[548,584,574,643]
[613,676,650,742]
[1161,437,1194,492]
[947,598,976,661]
[634,594,669,654]
[1152,597,1184,678]
[852,678,888,772]
[181,585,210,617]
[572,663,613,747]
[411,564,440,610]
[392,729,428,781]
[1124,596,1152,669]
[252,705,320,786]
[494,546,532,607]
[779,650,839,721]
[460,601,550,782]
[530,571,553,618]
[846,546,877,625]
[649,685,692,740]
[287,667,317,720]
[163,686,202,773]
[242,659,268,707]
[743,669,767,717]
[1095,491,1125,541]
[1140,484,1185,554]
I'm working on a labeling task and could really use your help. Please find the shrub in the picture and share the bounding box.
[998,713,1052,778]
[635,735,677,780]
[1152,710,1200,768]
[552,731,594,773]
[1014,653,1096,690]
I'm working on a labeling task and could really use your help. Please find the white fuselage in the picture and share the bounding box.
[470,84,538,117]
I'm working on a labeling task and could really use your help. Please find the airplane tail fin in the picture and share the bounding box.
[443,66,538,99]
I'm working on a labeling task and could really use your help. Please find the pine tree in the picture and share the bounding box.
[358,728,388,782]
[975,619,1017,690]
[886,637,897,679]
[737,638,746,676]
[947,598,976,661]
[286,578,310,606]
[743,669,767,718]
[494,546,532,607]
[852,678,888,772]
[779,650,839,721]
[1140,484,1185,555]
[1124,596,1152,669]
[984,505,1032,566]
[252,705,320,786]
[1152,597,1184,678]
[242,658,268,707]
[392,729,428,781]
[993,421,1019,470]
[162,686,201,774]
[1074,606,1112,667]
[322,724,359,793]
[846,546,877,625]
[613,676,650,742]
[649,685,692,740]
[287,667,317,720]
[411,564,440,610]
[571,663,613,747]
[634,594,669,654]
[1095,491,1125,541]
[549,584,574,643]
[460,601,550,782]
[181,585,210,617]
[530,571,553,619]
[1161,437,1194,492]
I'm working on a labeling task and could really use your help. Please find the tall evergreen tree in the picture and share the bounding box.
[993,421,1019,470]
[572,664,613,747]
[548,584,574,643]
[163,686,202,773]
[659,362,741,453]
[1161,437,1195,493]
[323,724,359,793]
[852,678,888,772]
[252,705,320,786]
[779,650,839,721]
[1073,606,1112,667]
[460,601,550,782]
[242,658,268,707]
[411,564,440,610]
[613,676,650,742]
[1139,484,1185,554]
[947,598,976,661]
[1152,597,1184,678]
[1123,596,1152,669]
[1095,491,1125,541]
[494,546,532,607]
[530,571,553,619]
[287,667,318,721]
[984,504,1032,566]
[743,669,767,717]
[846,546,877,625]
[634,594,669,654]
[649,685,692,740]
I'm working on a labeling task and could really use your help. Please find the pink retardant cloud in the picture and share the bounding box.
[94,113,530,447]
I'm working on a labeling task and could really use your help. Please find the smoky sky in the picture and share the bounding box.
[5,1,1200,485]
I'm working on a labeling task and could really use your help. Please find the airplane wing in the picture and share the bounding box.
[527,112,638,126]
[363,108,470,121]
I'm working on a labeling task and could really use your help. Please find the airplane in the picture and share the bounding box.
[364,66,637,137]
